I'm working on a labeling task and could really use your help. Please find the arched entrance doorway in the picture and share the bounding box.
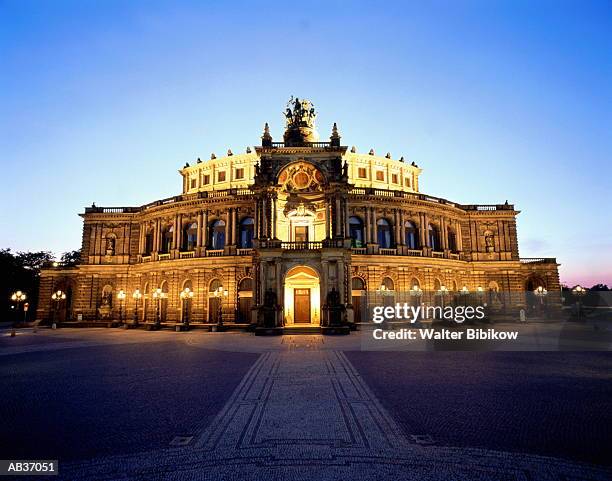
[284,266,321,325]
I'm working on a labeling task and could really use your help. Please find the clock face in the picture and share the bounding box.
[278,161,324,192]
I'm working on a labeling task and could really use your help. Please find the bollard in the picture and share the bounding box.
[11,328,16,337]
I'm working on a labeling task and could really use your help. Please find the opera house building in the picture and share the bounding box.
[37,98,560,333]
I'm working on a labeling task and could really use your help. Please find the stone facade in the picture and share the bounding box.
[38,99,560,328]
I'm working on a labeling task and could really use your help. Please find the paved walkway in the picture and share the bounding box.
[18,332,602,481]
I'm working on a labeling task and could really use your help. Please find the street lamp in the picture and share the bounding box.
[436,285,449,309]
[180,287,194,326]
[51,290,66,328]
[534,286,548,316]
[476,286,485,306]
[571,285,587,321]
[213,286,228,326]
[132,289,142,325]
[10,290,27,325]
[459,286,469,307]
[152,288,166,327]
[117,289,126,324]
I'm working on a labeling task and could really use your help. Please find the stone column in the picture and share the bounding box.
[196,211,203,248]
[324,198,331,240]
[335,195,344,237]
[272,196,278,239]
[394,209,400,247]
[420,214,428,247]
[441,217,448,250]
[225,209,231,245]
[231,207,237,245]
[364,207,371,244]
[138,223,145,254]
[371,208,377,243]
[399,211,406,245]
[344,198,350,239]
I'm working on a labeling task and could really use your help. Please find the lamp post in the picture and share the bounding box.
[571,285,587,321]
[476,286,485,306]
[437,285,449,309]
[117,289,126,325]
[459,286,469,307]
[213,286,228,327]
[10,290,27,325]
[152,288,166,328]
[51,290,66,328]
[132,289,142,325]
[409,285,422,321]
[534,286,548,316]
[180,287,194,327]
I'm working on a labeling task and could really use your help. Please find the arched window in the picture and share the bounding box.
[349,216,365,248]
[144,229,154,255]
[239,217,254,248]
[405,221,419,249]
[428,224,440,251]
[238,277,253,292]
[448,227,457,252]
[377,218,393,248]
[352,277,365,291]
[209,279,223,293]
[209,220,226,250]
[182,223,198,251]
[381,277,395,291]
[161,226,174,253]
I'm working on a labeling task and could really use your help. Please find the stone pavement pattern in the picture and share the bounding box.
[1,329,611,480]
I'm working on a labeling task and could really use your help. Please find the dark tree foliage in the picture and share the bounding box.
[61,250,81,267]
[1,249,54,323]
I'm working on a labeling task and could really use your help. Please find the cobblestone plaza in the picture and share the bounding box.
[1,327,610,480]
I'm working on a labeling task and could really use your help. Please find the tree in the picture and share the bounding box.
[1,249,54,323]
[61,250,81,267]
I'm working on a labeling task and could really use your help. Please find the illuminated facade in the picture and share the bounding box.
[37,98,560,331]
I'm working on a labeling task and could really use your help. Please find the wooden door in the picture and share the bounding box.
[294,288,311,323]
[208,297,221,323]
[238,296,252,323]
[352,295,362,323]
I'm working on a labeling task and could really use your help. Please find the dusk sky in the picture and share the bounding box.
[1,0,610,287]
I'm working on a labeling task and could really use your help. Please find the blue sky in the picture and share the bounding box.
[1,0,610,286]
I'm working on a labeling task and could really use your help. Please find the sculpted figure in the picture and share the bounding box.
[105,237,115,256]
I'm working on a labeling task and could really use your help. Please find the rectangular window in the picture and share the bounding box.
[190,178,197,189]
[203,174,210,185]
[235,168,244,180]
[405,177,411,188]
[391,173,398,184]
[218,171,226,182]
[358,167,367,179]
[376,170,385,181]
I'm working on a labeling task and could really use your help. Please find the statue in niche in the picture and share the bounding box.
[485,232,495,253]
[105,236,116,256]
[101,290,112,307]
[264,288,277,308]
[327,287,341,307]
